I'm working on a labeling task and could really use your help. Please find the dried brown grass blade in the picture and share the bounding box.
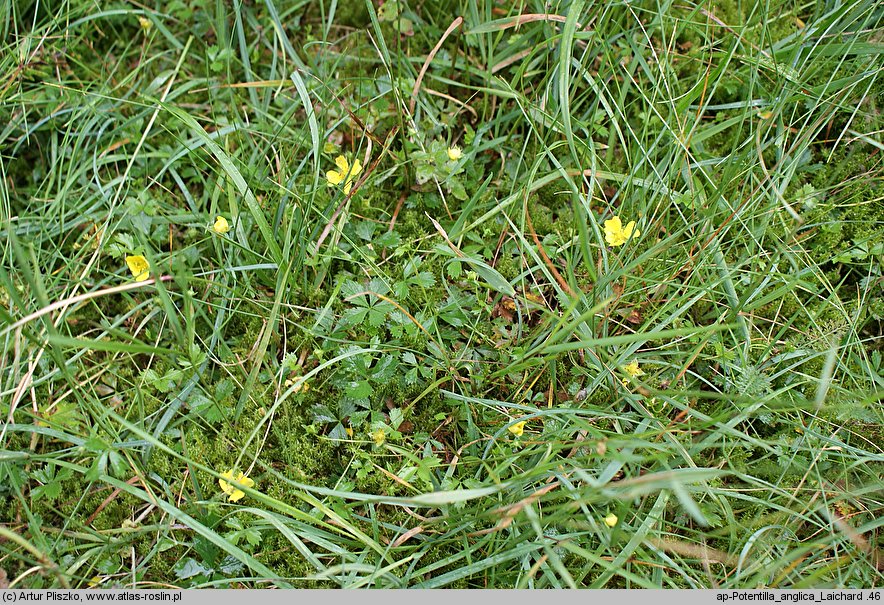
[410,17,463,115]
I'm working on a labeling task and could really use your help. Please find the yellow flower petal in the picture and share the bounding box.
[623,360,644,377]
[447,146,462,161]
[623,220,639,240]
[327,156,362,195]
[213,216,230,234]
[508,420,527,437]
[603,215,639,247]
[604,513,618,527]
[125,255,150,282]
[326,169,344,186]
[604,216,622,233]
[219,469,254,503]
[218,470,236,496]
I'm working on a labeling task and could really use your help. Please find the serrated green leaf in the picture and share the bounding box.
[174,558,212,580]
[346,380,373,399]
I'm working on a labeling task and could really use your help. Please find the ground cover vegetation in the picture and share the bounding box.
[1,0,882,589]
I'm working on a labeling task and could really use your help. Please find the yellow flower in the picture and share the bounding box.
[219,469,254,503]
[604,513,618,527]
[447,146,462,161]
[603,216,640,247]
[125,255,150,282]
[622,360,644,377]
[371,428,386,446]
[138,16,152,32]
[508,420,527,437]
[326,155,362,195]
[212,215,230,234]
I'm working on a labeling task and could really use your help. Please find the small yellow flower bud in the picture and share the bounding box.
[213,215,230,234]
[604,513,618,527]
[447,146,463,161]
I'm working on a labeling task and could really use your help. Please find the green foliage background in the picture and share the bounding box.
[0,0,882,589]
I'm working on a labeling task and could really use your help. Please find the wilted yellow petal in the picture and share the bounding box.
[288,380,309,394]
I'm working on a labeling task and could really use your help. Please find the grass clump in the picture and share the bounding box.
[1,0,882,589]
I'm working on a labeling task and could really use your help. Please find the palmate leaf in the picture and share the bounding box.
[366,303,392,328]
[341,306,369,327]
[371,355,398,381]
[340,280,364,299]
[174,558,212,580]
[328,423,349,440]
[311,405,337,424]
[187,391,228,424]
[340,280,395,327]
[345,380,373,399]
[411,271,435,288]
